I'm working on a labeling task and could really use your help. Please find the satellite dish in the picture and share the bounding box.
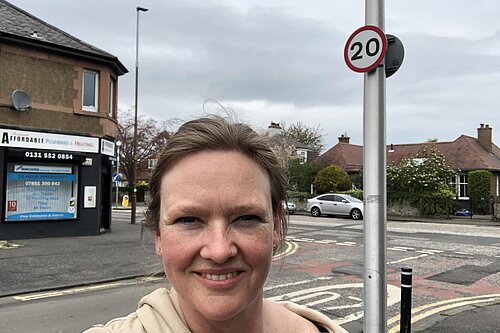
[11,90,32,111]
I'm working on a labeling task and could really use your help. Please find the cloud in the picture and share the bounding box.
[7,0,500,149]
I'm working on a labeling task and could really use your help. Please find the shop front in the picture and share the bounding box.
[0,126,115,239]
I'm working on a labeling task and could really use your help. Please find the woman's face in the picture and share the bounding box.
[155,150,280,323]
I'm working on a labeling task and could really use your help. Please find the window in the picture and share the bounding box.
[497,175,499,197]
[147,159,157,170]
[458,174,468,198]
[297,150,307,164]
[333,195,345,202]
[4,163,78,222]
[82,70,99,112]
[318,195,335,201]
[108,79,115,117]
[451,174,468,199]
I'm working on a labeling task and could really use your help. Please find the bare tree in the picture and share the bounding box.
[117,108,180,185]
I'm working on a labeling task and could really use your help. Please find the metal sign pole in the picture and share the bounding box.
[363,0,387,332]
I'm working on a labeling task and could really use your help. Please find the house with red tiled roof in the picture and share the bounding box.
[316,124,500,213]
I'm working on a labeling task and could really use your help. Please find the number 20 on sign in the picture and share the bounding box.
[344,25,387,73]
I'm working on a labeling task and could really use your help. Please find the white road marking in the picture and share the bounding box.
[391,246,415,251]
[388,247,409,252]
[292,238,315,243]
[454,251,472,255]
[267,281,400,325]
[387,254,428,265]
[315,240,337,244]
[417,249,444,254]
[337,242,356,246]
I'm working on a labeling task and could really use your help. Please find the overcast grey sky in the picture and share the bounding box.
[9,0,500,149]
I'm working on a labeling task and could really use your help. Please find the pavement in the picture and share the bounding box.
[0,207,499,332]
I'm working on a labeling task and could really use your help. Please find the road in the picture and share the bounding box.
[0,212,499,332]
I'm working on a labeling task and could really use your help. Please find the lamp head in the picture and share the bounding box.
[137,6,148,12]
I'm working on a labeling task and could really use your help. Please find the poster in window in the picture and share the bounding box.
[4,164,78,222]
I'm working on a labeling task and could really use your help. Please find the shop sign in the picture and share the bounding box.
[0,128,99,153]
[100,139,115,157]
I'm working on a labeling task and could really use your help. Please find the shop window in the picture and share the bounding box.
[4,163,78,222]
[83,70,99,112]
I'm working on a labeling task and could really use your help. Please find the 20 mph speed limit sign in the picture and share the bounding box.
[344,25,387,73]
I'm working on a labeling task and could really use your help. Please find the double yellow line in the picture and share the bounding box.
[387,293,500,332]
[13,276,163,302]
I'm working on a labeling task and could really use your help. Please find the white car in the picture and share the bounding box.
[283,201,296,214]
[306,194,363,220]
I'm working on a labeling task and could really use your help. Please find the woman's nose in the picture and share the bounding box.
[199,224,237,263]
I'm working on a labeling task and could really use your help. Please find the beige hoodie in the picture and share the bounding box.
[83,288,348,333]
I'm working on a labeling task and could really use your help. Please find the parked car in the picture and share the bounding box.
[283,201,296,214]
[454,209,473,217]
[306,194,363,220]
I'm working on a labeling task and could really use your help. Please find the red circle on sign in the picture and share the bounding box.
[344,25,387,73]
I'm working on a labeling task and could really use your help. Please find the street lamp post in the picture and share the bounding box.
[115,140,122,208]
[131,6,148,224]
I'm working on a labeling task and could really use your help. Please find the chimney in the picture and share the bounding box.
[477,124,492,153]
[268,122,282,136]
[338,132,350,144]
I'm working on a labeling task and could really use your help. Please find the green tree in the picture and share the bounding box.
[387,147,456,216]
[314,165,351,194]
[288,159,323,192]
[282,122,324,153]
[468,170,492,214]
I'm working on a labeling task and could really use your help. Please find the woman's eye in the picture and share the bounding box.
[175,216,199,224]
[237,215,261,223]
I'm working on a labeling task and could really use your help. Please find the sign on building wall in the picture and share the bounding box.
[4,164,78,222]
[100,139,115,157]
[0,128,99,153]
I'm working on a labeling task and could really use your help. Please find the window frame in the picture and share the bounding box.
[452,174,469,200]
[82,69,99,112]
[108,78,115,117]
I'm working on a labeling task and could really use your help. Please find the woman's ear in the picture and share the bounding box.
[154,229,162,256]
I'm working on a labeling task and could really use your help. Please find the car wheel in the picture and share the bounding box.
[350,208,362,220]
[311,207,321,217]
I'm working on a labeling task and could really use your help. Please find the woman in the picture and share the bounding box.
[85,116,347,333]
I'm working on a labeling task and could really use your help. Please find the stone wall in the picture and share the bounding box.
[493,197,500,220]
[387,200,420,217]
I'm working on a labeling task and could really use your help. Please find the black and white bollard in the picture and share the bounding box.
[400,266,413,333]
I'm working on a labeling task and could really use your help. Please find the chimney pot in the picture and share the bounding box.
[477,124,492,153]
[338,133,350,144]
